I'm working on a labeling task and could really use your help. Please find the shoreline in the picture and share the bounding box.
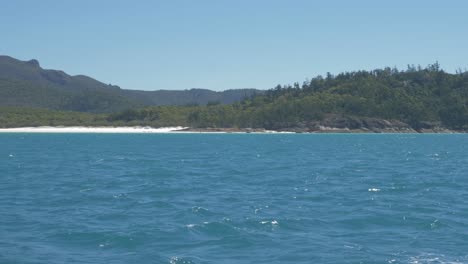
[0,126,463,134]
[0,126,188,133]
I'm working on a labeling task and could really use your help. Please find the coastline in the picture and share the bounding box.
[0,126,188,133]
[182,127,461,134]
[0,126,462,133]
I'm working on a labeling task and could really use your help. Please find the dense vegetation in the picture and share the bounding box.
[2,63,468,131]
[103,63,468,130]
[0,107,108,128]
[0,55,261,112]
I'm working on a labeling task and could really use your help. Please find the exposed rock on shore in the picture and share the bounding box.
[184,115,459,133]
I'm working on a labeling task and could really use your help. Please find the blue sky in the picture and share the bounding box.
[1,0,468,91]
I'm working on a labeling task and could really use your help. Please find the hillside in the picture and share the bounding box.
[0,55,262,112]
[123,88,260,106]
[103,63,468,131]
[2,60,468,132]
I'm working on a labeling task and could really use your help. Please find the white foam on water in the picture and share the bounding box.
[191,206,209,213]
[169,257,180,264]
[170,256,194,264]
[409,253,464,264]
[113,193,126,199]
[368,188,381,192]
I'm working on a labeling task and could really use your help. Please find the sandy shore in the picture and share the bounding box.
[0,126,188,133]
[0,126,461,134]
[0,126,294,134]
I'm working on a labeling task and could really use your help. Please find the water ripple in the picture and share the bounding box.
[1,134,468,263]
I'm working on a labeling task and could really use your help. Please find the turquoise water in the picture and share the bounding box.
[1,134,468,264]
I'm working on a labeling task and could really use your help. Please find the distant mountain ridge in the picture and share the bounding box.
[0,55,262,112]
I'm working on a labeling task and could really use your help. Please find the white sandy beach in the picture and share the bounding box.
[0,126,297,134]
[0,126,188,133]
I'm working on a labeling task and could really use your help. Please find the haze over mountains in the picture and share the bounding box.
[0,55,261,112]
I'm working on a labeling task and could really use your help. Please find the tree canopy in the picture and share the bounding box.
[2,63,468,131]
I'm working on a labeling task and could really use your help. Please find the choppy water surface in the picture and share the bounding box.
[1,134,468,263]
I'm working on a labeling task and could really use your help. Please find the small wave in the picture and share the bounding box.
[408,253,465,264]
[112,193,128,199]
[186,221,240,237]
[260,220,279,226]
[368,188,381,192]
[191,206,209,214]
[170,256,195,264]
[430,219,440,229]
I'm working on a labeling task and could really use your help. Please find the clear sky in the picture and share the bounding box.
[1,0,468,91]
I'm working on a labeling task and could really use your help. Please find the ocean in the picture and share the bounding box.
[1,134,467,264]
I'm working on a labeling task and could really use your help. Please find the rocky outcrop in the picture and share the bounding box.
[267,115,456,133]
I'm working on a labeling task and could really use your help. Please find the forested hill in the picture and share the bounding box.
[103,63,468,131]
[2,61,468,131]
[246,63,468,129]
[0,55,261,112]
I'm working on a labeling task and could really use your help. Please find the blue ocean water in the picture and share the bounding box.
[1,134,468,264]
